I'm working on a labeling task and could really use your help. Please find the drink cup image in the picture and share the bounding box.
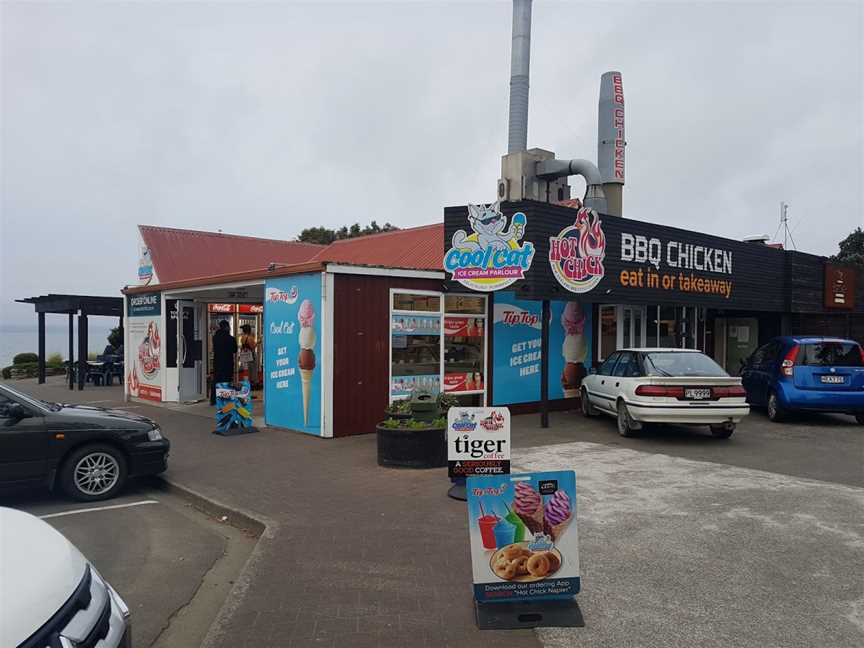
[504,509,526,542]
[478,515,498,549]
[493,519,515,548]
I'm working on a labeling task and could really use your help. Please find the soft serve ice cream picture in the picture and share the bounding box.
[466,471,581,602]
[297,299,316,425]
[561,301,587,398]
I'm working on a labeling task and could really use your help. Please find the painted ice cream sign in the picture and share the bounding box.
[444,202,535,292]
[263,274,321,435]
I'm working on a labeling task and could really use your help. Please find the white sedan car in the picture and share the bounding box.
[581,348,750,438]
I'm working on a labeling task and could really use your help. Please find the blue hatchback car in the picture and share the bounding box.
[740,336,864,423]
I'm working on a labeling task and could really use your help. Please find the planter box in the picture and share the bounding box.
[376,424,447,469]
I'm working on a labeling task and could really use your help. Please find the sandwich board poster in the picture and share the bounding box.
[492,292,592,405]
[127,292,162,402]
[447,407,511,478]
[263,273,322,435]
[466,471,580,603]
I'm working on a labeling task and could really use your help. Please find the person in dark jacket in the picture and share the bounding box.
[211,320,237,404]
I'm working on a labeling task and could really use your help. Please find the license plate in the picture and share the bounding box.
[685,388,712,400]
[821,375,845,384]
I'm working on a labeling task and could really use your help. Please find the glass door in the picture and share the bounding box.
[619,306,647,349]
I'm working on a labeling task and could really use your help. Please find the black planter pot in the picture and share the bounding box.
[376,424,447,468]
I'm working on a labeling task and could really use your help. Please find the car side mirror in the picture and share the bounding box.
[5,403,31,420]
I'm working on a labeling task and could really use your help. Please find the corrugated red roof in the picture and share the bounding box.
[139,225,325,284]
[313,224,444,271]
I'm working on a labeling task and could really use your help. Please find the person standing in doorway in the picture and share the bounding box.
[238,324,258,388]
[211,320,237,405]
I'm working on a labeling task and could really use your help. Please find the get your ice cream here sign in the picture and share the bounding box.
[467,471,580,603]
[263,274,322,435]
[492,293,593,405]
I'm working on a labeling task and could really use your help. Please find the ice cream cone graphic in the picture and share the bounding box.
[297,299,316,426]
[561,302,587,397]
[543,490,572,542]
[513,482,544,534]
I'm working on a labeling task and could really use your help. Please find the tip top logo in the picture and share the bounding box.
[451,411,478,432]
[444,201,535,292]
[266,286,298,304]
[549,207,606,293]
[501,310,539,327]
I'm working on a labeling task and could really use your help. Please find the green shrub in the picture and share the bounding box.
[108,326,123,349]
[46,352,64,368]
[13,353,38,365]
[1,366,11,379]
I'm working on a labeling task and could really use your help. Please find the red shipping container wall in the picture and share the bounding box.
[332,274,442,437]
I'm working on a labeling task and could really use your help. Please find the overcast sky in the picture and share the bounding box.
[1,0,861,324]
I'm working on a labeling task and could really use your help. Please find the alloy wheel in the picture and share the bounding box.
[74,452,120,496]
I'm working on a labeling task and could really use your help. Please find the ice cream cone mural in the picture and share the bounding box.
[561,302,587,398]
[297,299,316,426]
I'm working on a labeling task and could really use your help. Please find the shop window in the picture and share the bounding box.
[392,293,441,312]
[444,294,485,314]
[599,305,617,360]
[391,313,441,399]
[646,306,659,347]
[658,306,678,347]
[443,315,485,395]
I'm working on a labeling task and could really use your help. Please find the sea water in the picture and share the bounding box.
[0,323,115,367]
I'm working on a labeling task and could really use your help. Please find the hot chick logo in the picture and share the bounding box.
[444,201,535,292]
[549,207,606,293]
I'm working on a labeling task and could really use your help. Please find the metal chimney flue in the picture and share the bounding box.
[507,0,532,153]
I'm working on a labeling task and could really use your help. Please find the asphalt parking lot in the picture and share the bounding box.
[1,481,255,648]
[512,406,864,488]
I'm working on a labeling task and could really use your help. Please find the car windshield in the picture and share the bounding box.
[642,352,728,377]
[799,342,863,367]
[0,384,60,411]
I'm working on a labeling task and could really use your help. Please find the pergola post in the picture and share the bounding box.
[37,311,46,384]
[68,313,74,390]
[78,310,88,390]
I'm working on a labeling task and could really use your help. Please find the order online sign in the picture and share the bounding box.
[447,407,511,478]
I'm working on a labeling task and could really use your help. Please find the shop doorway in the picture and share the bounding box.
[178,300,201,402]
[723,317,758,375]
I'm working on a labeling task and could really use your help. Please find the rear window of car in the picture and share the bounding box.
[642,352,729,377]
[799,342,863,367]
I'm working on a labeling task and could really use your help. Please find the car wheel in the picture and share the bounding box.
[616,401,636,437]
[710,424,735,439]
[767,391,785,423]
[581,388,596,418]
[61,444,128,502]
[855,414,864,425]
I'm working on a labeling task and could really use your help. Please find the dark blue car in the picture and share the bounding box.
[740,336,864,423]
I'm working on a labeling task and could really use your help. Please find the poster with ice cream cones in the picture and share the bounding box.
[263,274,322,435]
[492,292,592,405]
[466,471,580,603]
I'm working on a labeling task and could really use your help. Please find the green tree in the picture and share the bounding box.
[297,221,397,244]
[108,326,123,349]
[830,227,864,269]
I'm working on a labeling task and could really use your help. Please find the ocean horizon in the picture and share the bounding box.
[0,322,116,368]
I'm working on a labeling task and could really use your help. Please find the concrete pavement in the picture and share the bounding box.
[11,378,864,647]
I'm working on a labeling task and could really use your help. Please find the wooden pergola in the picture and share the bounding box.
[15,294,124,390]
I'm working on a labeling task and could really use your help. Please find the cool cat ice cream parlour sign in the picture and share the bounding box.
[444,202,535,292]
[467,471,580,603]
